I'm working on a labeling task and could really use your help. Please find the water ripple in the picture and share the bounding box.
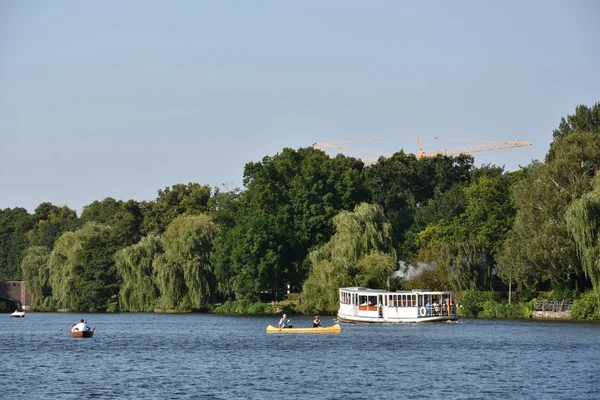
[1,314,600,399]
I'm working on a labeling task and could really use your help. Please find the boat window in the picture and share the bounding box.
[359,296,378,306]
[340,292,351,305]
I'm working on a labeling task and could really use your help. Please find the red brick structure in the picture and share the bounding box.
[0,281,32,311]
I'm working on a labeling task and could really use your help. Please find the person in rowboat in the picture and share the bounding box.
[278,314,292,329]
[72,319,90,332]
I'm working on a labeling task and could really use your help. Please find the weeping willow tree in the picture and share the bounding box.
[439,238,491,292]
[566,174,600,308]
[47,231,81,310]
[154,214,218,311]
[20,246,53,310]
[115,234,162,312]
[300,203,397,314]
[47,222,116,311]
[415,222,492,292]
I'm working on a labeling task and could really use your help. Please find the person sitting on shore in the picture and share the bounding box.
[278,314,292,329]
[313,316,321,328]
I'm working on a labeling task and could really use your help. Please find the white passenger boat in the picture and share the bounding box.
[11,310,25,318]
[338,287,458,323]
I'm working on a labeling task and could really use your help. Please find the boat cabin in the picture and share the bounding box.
[338,287,458,323]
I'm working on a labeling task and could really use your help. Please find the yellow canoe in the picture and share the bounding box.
[266,324,341,334]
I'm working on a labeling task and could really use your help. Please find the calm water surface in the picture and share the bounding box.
[1,313,599,399]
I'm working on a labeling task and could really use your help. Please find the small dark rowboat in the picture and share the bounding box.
[71,329,94,338]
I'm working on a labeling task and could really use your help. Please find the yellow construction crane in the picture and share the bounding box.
[313,136,532,164]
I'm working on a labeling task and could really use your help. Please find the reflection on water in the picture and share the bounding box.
[1,313,599,399]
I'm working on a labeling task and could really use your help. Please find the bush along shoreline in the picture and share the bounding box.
[455,289,600,321]
[207,288,600,321]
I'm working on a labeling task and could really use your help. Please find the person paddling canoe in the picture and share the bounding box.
[313,316,321,328]
[278,314,292,329]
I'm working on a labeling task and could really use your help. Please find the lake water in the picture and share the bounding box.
[1,313,599,399]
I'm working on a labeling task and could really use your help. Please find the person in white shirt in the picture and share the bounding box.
[73,319,89,332]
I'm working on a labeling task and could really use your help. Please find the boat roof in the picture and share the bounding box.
[340,287,454,295]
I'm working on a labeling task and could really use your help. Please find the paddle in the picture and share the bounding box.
[279,318,291,331]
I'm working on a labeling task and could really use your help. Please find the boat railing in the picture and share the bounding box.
[421,305,457,318]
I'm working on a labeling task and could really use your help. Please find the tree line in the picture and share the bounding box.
[1,103,599,315]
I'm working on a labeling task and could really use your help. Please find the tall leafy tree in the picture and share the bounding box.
[300,203,397,313]
[47,222,118,311]
[142,183,213,234]
[20,246,53,310]
[0,207,34,280]
[566,174,600,306]
[80,197,123,224]
[363,152,474,259]
[414,172,518,291]
[114,234,162,312]
[154,214,218,311]
[110,200,144,248]
[551,102,600,144]
[210,187,243,298]
[213,147,367,300]
[498,131,600,289]
[27,203,79,249]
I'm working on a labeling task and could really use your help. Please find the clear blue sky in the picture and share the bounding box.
[1,1,599,214]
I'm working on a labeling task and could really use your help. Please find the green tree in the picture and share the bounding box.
[154,214,218,311]
[48,222,118,311]
[114,234,162,312]
[213,147,367,301]
[210,188,242,299]
[498,132,600,289]
[300,203,397,313]
[0,207,34,280]
[413,173,517,291]
[566,174,600,308]
[142,183,213,234]
[20,246,53,310]
[80,198,123,224]
[81,198,144,247]
[550,103,600,149]
[27,203,79,249]
[363,152,474,260]
[110,200,144,247]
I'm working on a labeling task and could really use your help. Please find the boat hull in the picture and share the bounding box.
[266,324,341,334]
[337,314,458,323]
[71,330,94,338]
[11,312,25,318]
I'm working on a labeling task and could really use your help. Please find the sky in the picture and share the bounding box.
[1,1,599,214]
